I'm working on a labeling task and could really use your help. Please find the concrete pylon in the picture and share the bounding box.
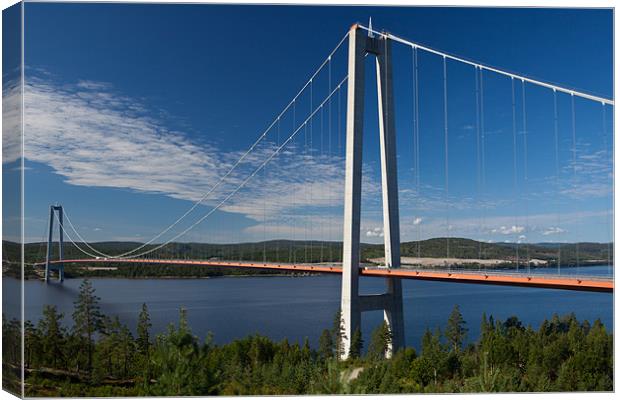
[45,204,65,282]
[340,24,405,359]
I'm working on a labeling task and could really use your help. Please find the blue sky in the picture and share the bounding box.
[8,4,612,246]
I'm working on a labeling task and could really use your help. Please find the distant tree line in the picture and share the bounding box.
[2,280,612,396]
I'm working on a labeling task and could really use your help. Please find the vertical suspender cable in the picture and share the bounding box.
[571,94,579,270]
[308,80,313,263]
[291,101,296,263]
[512,78,520,271]
[475,67,482,262]
[328,57,333,262]
[412,46,421,264]
[480,68,487,260]
[320,105,324,263]
[238,182,242,261]
[263,153,267,263]
[304,121,308,263]
[338,86,343,262]
[443,56,450,261]
[309,80,313,263]
[411,47,416,261]
[602,103,611,274]
[383,37,391,267]
[276,117,280,262]
[522,80,530,273]
[553,90,561,274]
[415,47,421,263]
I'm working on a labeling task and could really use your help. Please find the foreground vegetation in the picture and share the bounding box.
[2,279,612,396]
[3,238,613,280]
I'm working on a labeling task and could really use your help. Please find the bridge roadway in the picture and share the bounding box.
[49,258,613,293]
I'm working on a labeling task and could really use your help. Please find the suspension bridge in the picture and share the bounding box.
[29,23,613,358]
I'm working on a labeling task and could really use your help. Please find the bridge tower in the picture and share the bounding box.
[45,204,65,282]
[340,24,405,358]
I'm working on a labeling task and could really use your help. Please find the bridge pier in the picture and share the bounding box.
[45,204,64,282]
[340,24,405,359]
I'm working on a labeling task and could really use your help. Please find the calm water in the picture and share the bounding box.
[4,265,613,350]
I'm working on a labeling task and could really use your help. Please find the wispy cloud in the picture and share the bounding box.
[560,141,612,200]
[22,75,230,202]
[2,80,22,164]
[542,226,565,236]
[491,225,524,235]
[16,74,351,235]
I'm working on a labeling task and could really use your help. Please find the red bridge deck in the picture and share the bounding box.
[50,258,613,293]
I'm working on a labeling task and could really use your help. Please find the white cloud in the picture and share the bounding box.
[491,225,524,235]
[394,210,609,243]
[542,226,565,236]
[22,76,227,202]
[366,227,384,238]
[560,144,612,200]
[2,80,22,164]
[14,75,353,232]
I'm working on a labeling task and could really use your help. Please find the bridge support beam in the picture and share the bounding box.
[340,24,404,359]
[45,204,64,282]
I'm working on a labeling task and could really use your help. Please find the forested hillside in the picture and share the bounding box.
[2,279,612,396]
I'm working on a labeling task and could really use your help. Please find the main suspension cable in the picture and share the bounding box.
[53,212,102,259]
[120,77,349,260]
[62,212,112,258]
[63,30,350,259]
[358,24,613,105]
[50,80,348,263]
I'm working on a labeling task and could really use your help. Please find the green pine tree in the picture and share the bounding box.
[421,327,445,385]
[119,323,135,378]
[24,320,39,369]
[148,308,210,395]
[137,303,152,359]
[349,327,363,359]
[367,321,392,361]
[445,305,467,352]
[331,309,346,359]
[72,279,105,374]
[318,329,334,360]
[37,305,65,369]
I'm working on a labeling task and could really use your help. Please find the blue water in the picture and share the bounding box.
[3,265,613,350]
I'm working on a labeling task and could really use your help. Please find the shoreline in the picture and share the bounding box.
[10,263,611,282]
[17,271,321,282]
